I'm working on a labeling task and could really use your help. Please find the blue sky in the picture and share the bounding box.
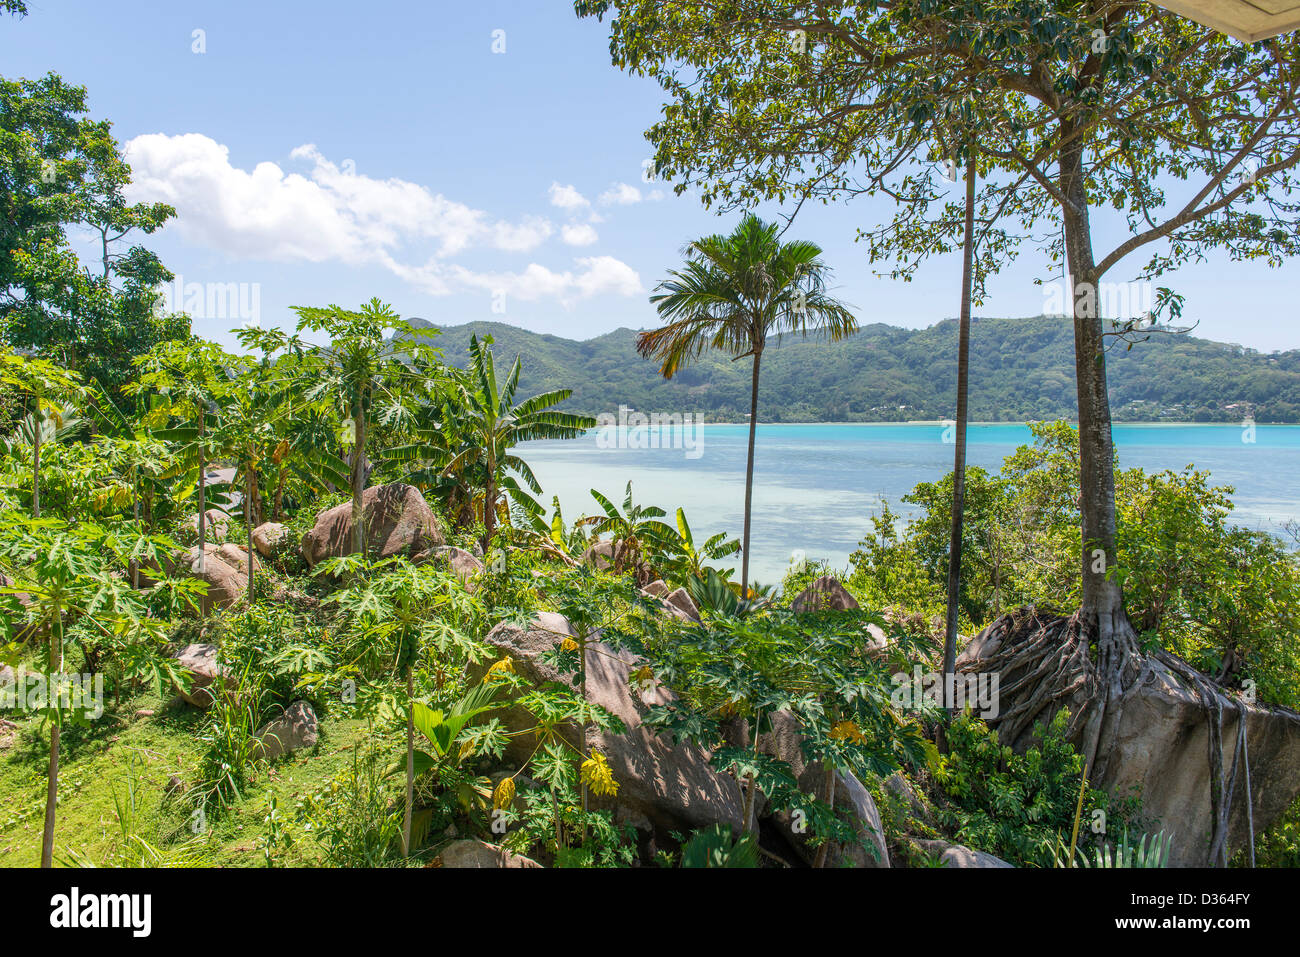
[3,0,1297,352]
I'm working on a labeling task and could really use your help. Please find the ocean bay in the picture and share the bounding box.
[522,423,1300,586]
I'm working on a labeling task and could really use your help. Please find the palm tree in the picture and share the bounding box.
[393,335,594,553]
[942,153,978,706]
[577,481,675,579]
[640,214,857,597]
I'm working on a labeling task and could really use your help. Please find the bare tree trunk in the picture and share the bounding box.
[197,411,208,619]
[1061,134,1140,776]
[482,468,496,556]
[942,157,977,701]
[402,666,414,856]
[31,392,41,518]
[40,601,62,868]
[246,469,256,601]
[351,399,367,559]
[740,347,763,598]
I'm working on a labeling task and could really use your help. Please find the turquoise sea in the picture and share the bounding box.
[520,423,1300,586]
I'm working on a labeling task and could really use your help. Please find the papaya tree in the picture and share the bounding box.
[292,299,441,559]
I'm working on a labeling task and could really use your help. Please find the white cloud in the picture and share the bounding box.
[561,223,599,246]
[548,182,591,211]
[122,134,642,304]
[445,255,643,304]
[598,181,665,205]
[599,182,643,205]
[125,134,555,264]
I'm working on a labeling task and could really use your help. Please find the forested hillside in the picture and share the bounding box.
[413,316,1300,423]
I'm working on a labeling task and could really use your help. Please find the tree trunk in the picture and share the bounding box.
[1060,133,1140,777]
[740,347,763,598]
[40,601,62,868]
[30,391,40,518]
[482,468,496,556]
[197,411,208,621]
[942,157,977,700]
[351,399,367,559]
[402,666,414,856]
[246,469,256,601]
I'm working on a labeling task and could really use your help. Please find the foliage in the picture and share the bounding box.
[679,823,759,868]
[850,421,1300,707]
[390,334,594,551]
[934,710,1137,869]
[298,740,402,868]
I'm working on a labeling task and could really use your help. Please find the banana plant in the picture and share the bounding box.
[659,507,740,585]
[577,481,675,577]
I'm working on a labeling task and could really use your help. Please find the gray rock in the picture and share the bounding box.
[757,709,890,867]
[414,545,485,589]
[791,575,859,613]
[173,643,234,708]
[252,522,290,557]
[958,618,1300,867]
[437,839,541,869]
[301,483,444,567]
[190,508,231,543]
[254,701,319,760]
[474,612,745,835]
[912,838,1013,868]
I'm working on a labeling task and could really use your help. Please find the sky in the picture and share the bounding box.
[3,0,1298,353]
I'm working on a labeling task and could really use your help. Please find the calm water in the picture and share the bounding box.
[521,423,1300,586]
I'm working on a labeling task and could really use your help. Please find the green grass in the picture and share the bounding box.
[0,682,384,867]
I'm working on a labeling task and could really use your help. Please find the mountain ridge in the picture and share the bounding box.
[404,316,1300,423]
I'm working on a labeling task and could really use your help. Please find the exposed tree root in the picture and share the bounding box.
[960,606,1253,865]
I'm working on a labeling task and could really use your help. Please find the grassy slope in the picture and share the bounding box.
[408,316,1300,423]
[0,682,378,867]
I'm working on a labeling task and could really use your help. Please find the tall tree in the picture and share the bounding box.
[944,153,979,701]
[578,0,1300,769]
[639,213,856,596]
[0,73,185,394]
[293,299,440,559]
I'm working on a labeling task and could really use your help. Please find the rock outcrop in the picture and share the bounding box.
[436,839,541,869]
[414,545,486,589]
[791,575,859,612]
[582,540,656,586]
[183,544,247,609]
[640,581,701,623]
[958,614,1300,867]
[757,710,891,868]
[475,612,745,836]
[190,508,231,543]
[301,483,444,568]
[911,838,1013,868]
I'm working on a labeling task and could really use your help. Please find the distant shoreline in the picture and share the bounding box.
[584,420,1300,428]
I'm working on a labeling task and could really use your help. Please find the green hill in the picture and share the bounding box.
[407,316,1300,423]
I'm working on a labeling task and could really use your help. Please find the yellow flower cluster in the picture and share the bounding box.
[579,751,619,797]
[830,719,867,745]
[485,657,515,683]
[493,776,516,810]
[560,637,581,652]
